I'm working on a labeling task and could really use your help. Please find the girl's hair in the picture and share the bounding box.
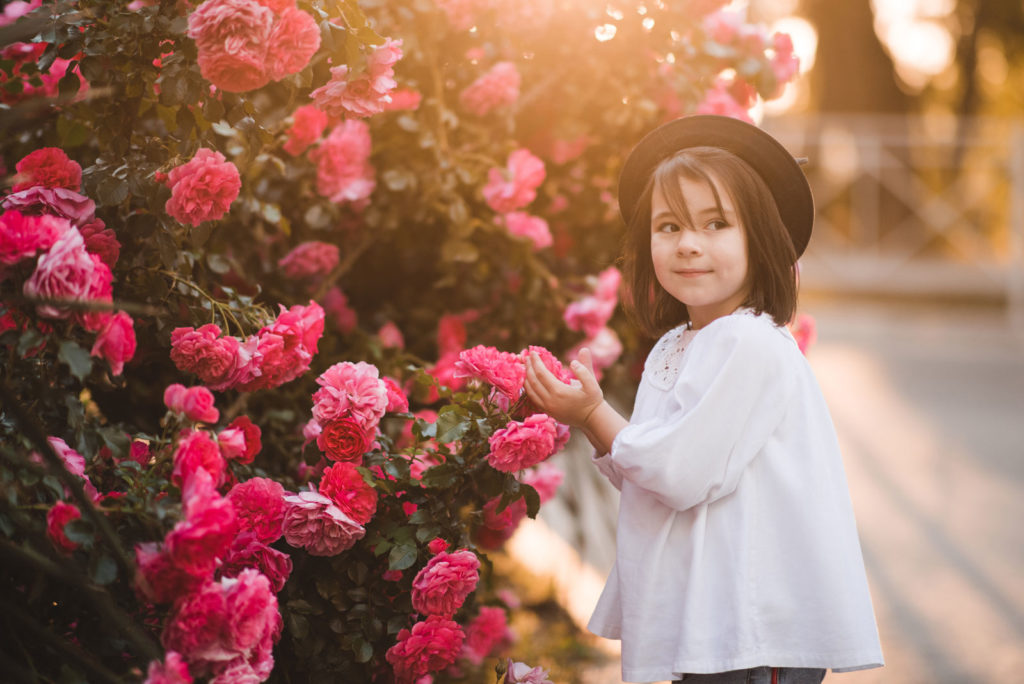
[620,146,798,338]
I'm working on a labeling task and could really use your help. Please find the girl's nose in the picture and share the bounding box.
[675,229,701,256]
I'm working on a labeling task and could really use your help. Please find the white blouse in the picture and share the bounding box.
[589,310,883,682]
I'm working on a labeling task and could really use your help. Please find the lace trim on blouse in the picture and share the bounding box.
[645,324,698,391]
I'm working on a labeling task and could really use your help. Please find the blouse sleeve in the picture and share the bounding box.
[591,452,624,490]
[608,316,797,511]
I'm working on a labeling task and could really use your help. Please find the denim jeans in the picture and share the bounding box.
[673,666,827,683]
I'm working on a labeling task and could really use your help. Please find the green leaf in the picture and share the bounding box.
[435,407,469,443]
[522,483,541,519]
[355,639,373,663]
[16,328,44,357]
[64,519,95,547]
[97,176,129,206]
[58,341,93,381]
[89,552,117,585]
[58,70,80,99]
[57,116,90,148]
[388,542,417,571]
[419,463,457,488]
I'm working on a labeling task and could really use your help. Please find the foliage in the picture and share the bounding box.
[0,0,796,680]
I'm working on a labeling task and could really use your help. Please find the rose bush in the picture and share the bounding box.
[0,0,803,680]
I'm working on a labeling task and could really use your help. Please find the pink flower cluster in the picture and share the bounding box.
[144,651,192,684]
[164,148,241,227]
[695,76,755,123]
[309,119,376,205]
[487,413,558,473]
[0,41,88,105]
[227,477,286,544]
[482,149,546,214]
[164,384,220,423]
[161,569,281,681]
[563,266,620,337]
[40,436,100,503]
[186,0,320,93]
[311,39,403,118]
[474,496,526,550]
[501,212,551,251]
[282,104,329,156]
[461,605,513,665]
[318,462,377,525]
[278,240,339,282]
[218,415,262,463]
[386,615,465,683]
[411,549,480,617]
[281,487,366,556]
[459,61,520,116]
[453,345,526,399]
[310,361,390,459]
[23,227,112,327]
[169,301,324,392]
[90,311,137,375]
[519,461,564,504]
[0,210,70,266]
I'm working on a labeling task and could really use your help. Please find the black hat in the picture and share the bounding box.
[618,114,814,257]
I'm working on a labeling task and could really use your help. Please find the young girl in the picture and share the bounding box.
[524,115,883,684]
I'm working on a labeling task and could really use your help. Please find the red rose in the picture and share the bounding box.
[316,418,369,463]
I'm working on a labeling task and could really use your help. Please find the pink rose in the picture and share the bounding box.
[237,301,324,392]
[695,77,754,123]
[312,361,389,432]
[129,440,151,465]
[161,569,281,678]
[595,266,621,301]
[218,415,261,463]
[378,320,404,349]
[309,119,376,204]
[187,0,273,92]
[282,104,329,156]
[23,227,112,324]
[165,148,241,226]
[90,310,136,376]
[518,461,564,504]
[197,46,270,93]
[0,186,96,228]
[170,324,254,391]
[321,286,358,334]
[144,651,193,684]
[367,38,403,84]
[411,549,480,617]
[311,66,389,118]
[0,210,71,265]
[482,149,545,213]
[171,429,226,488]
[563,294,616,337]
[166,469,238,577]
[216,532,293,592]
[501,212,551,250]
[136,542,205,604]
[164,383,220,423]
[278,240,339,281]
[42,436,100,502]
[459,61,520,116]
[519,345,574,386]
[227,477,286,543]
[385,616,465,682]
[427,538,448,555]
[437,311,475,357]
[487,413,558,472]
[461,605,512,665]
[316,418,369,463]
[505,659,554,684]
[383,376,409,413]
[318,461,377,525]
[453,345,526,400]
[282,488,365,556]
[79,218,121,269]
[13,147,82,192]
[264,6,320,80]
[46,500,81,554]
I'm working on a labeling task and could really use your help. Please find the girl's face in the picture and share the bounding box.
[650,172,750,330]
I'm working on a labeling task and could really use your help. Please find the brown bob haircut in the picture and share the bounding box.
[620,146,798,338]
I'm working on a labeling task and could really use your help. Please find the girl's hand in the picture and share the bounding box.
[524,348,604,428]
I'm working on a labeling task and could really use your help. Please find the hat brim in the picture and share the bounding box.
[618,115,814,257]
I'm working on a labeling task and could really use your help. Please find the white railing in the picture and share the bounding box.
[761,114,1024,328]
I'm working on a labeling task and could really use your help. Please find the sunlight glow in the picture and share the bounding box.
[595,23,617,41]
[870,0,956,90]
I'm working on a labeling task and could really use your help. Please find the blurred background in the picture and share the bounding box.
[511,1,1024,682]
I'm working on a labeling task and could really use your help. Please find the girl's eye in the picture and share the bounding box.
[705,219,728,231]
[656,222,680,233]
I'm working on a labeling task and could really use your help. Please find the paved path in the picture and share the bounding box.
[553,299,1024,683]
[806,300,1024,683]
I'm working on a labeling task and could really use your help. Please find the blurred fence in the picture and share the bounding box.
[762,114,1024,327]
